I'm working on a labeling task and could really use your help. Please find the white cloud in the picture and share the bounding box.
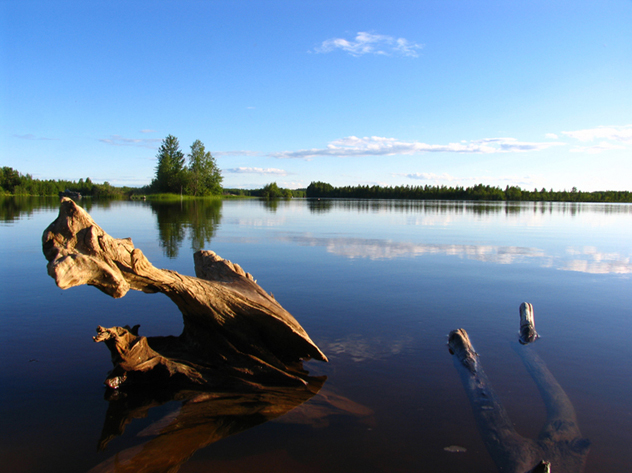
[314,31,423,57]
[497,138,565,152]
[225,167,288,176]
[569,141,627,154]
[545,133,558,139]
[560,125,632,153]
[562,124,632,143]
[140,129,157,133]
[100,135,162,148]
[281,181,305,189]
[270,136,565,160]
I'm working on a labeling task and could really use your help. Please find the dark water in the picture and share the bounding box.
[1,197,631,472]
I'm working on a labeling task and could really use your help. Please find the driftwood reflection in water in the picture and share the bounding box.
[449,303,590,473]
[89,378,375,473]
[90,378,325,473]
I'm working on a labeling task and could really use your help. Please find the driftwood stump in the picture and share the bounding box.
[448,303,590,473]
[42,198,327,389]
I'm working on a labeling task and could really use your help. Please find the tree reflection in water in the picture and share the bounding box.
[150,199,222,258]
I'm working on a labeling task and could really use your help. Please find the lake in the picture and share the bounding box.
[1,197,631,472]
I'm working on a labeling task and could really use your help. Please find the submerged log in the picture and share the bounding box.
[448,303,589,473]
[42,198,327,389]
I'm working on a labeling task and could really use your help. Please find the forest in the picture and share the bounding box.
[305,181,632,203]
[2,165,631,203]
[0,166,131,198]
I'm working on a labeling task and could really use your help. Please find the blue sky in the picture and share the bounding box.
[1,0,631,191]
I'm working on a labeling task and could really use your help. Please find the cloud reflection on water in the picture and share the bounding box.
[563,247,631,274]
[276,234,632,275]
[325,333,415,362]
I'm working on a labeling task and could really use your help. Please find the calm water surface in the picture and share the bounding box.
[1,197,631,472]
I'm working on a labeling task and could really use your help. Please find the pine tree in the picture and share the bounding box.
[153,135,186,193]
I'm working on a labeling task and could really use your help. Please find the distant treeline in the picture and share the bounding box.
[4,165,631,203]
[0,166,134,198]
[306,181,632,203]
[0,167,305,200]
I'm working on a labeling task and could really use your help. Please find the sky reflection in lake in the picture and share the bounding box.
[1,197,631,473]
[214,200,632,277]
[272,233,631,274]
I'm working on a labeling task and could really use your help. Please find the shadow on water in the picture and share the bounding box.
[149,199,222,258]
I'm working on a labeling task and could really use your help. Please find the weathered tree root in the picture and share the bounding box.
[448,303,589,473]
[42,198,327,390]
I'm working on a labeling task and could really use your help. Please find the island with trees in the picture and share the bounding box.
[152,135,223,196]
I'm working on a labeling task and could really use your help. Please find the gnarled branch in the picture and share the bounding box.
[42,198,327,389]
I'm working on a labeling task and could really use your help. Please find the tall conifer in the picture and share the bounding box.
[153,135,185,193]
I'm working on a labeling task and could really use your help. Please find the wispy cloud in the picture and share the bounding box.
[14,133,57,141]
[270,136,565,160]
[314,32,424,57]
[562,124,632,143]
[140,129,157,133]
[225,167,288,176]
[561,124,632,154]
[99,135,162,148]
[569,141,627,154]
